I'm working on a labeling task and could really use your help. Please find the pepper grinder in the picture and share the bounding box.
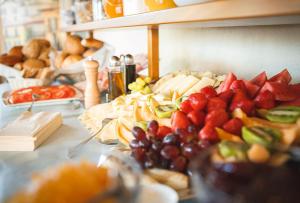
[84,60,100,109]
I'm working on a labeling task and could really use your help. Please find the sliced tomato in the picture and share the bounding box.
[244,80,260,99]
[269,69,291,84]
[10,92,33,104]
[52,89,69,99]
[260,81,297,101]
[250,71,267,87]
[58,85,76,97]
[217,73,237,93]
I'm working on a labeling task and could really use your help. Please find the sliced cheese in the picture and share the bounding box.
[183,77,216,96]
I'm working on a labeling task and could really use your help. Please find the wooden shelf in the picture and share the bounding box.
[61,0,300,32]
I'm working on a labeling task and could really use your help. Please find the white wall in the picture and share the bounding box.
[95,25,300,81]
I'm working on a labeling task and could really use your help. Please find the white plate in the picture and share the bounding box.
[137,184,179,203]
[2,87,83,108]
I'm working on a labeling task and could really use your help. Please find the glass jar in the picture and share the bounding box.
[74,0,93,24]
[103,0,124,18]
[144,0,176,12]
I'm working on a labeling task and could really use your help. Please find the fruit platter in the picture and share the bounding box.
[79,68,300,201]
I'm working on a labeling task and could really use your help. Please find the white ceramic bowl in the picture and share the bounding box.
[174,0,215,6]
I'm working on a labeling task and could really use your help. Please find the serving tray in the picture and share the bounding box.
[2,87,83,108]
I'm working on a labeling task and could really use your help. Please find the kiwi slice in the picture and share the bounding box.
[266,109,300,123]
[154,104,177,118]
[242,126,281,147]
[218,140,248,161]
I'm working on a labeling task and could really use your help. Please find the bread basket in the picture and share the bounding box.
[0,64,52,90]
[52,43,115,82]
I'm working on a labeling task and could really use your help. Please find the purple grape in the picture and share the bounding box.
[163,133,179,145]
[151,140,163,152]
[130,139,139,149]
[147,120,159,134]
[161,145,180,160]
[138,139,151,149]
[198,139,213,150]
[161,158,170,169]
[170,156,187,172]
[147,149,160,165]
[132,126,146,141]
[132,147,146,162]
[182,143,199,160]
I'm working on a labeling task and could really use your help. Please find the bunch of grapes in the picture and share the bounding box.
[130,120,213,173]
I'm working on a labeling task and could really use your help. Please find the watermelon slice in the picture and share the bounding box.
[218,73,237,93]
[260,81,297,101]
[269,69,292,84]
[254,90,276,109]
[230,80,247,94]
[244,80,260,99]
[250,71,267,87]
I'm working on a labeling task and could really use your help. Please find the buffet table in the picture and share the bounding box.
[0,83,194,203]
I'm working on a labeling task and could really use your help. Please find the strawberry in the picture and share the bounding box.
[180,99,193,114]
[218,89,234,104]
[188,93,207,111]
[254,90,276,109]
[230,99,255,115]
[205,109,229,127]
[250,71,267,87]
[187,110,205,126]
[198,124,219,142]
[230,80,247,94]
[207,97,227,112]
[260,82,297,101]
[171,111,190,131]
[200,86,217,99]
[269,69,292,84]
[222,118,243,135]
[218,73,237,93]
[157,126,172,139]
[244,80,260,99]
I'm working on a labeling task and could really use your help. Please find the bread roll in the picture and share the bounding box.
[36,39,51,48]
[8,46,24,58]
[22,39,51,59]
[62,54,83,68]
[14,62,23,71]
[23,59,45,69]
[22,40,42,58]
[83,48,97,58]
[0,54,23,66]
[21,68,39,78]
[63,35,85,55]
[81,38,104,49]
[38,47,50,60]
[54,52,68,68]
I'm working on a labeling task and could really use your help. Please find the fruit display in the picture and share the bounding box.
[8,85,76,104]
[0,38,53,79]
[128,69,300,173]
[79,71,225,145]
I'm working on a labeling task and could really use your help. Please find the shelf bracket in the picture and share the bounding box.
[147,25,159,80]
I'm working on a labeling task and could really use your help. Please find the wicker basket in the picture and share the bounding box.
[52,43,115,82]
[0,64,52,90]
